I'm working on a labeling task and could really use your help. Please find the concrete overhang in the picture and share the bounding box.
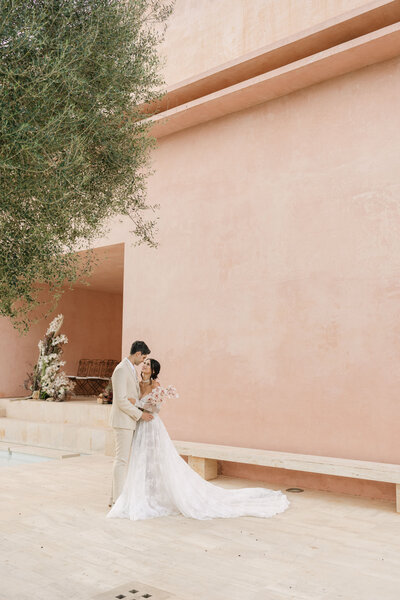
[72,243,124,294]
[146,0,400,139]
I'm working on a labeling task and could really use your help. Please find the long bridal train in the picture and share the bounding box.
[108,394,289,521]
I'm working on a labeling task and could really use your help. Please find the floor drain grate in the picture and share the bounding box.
[93,581,173,600]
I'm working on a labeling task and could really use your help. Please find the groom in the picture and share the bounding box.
[109,340,154,506]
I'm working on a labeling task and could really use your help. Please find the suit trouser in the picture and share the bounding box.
[112,427,134,503]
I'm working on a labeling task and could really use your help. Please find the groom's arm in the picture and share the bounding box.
[112,368,143,421]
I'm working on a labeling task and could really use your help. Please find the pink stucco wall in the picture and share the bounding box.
[119,55,400,500]
[161,0,370,85]
[0,288,122,398]
[1,2,399,502]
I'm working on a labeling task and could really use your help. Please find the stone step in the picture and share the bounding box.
[0,398,111,427]
[0,417,114,456]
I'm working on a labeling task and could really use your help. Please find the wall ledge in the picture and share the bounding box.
[149,21,400,139]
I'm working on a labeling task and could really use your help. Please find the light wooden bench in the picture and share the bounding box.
[173,440,400,512]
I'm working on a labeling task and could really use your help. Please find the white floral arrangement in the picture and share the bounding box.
[30,314,74,401]
[143,385,179,412]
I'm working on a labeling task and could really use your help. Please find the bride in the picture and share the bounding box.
[107,358,289,521]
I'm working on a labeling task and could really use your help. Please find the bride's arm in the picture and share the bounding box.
[128,382,159,404]
[128,381,160,409]
[138,380,158,399]
[141,381,163,413]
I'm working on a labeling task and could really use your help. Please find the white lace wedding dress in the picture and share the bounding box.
[107,391,289,521]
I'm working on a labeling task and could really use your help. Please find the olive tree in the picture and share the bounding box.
[0,0,172,329]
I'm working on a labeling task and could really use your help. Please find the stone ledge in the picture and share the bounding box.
[149,22,400,139]
[0,397,111,427]
[0,417,114,456]
[145,0,400,114]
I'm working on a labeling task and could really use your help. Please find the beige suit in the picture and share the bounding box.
[110,358,143,502]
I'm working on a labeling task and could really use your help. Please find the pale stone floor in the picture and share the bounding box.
[0,450,399,600]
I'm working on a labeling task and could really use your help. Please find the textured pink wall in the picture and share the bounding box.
[161,0,370,85]
[121,56,400,500]
[1,19,399,502]
[0,288,122,398]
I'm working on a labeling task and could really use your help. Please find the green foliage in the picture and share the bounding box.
[0,0,172,329]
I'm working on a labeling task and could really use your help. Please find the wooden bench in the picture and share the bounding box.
[173,440,400,512]
[68,359,118,396]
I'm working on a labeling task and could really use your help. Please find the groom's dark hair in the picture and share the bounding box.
[130,340,151,356]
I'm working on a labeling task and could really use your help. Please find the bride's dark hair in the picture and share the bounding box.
[149,358,160,380]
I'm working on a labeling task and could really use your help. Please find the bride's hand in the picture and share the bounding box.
[128,397,136,405]
[141,412,154,422]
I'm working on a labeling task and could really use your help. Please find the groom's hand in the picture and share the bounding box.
[141,412,154,422]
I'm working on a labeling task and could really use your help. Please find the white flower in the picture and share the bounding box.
[34,313,72,401]
[52,334,68,346]
[46,314,64,336]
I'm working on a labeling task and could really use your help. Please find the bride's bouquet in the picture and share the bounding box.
[143,385,179,412]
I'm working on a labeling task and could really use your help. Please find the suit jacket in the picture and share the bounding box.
[109,358,143,429]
